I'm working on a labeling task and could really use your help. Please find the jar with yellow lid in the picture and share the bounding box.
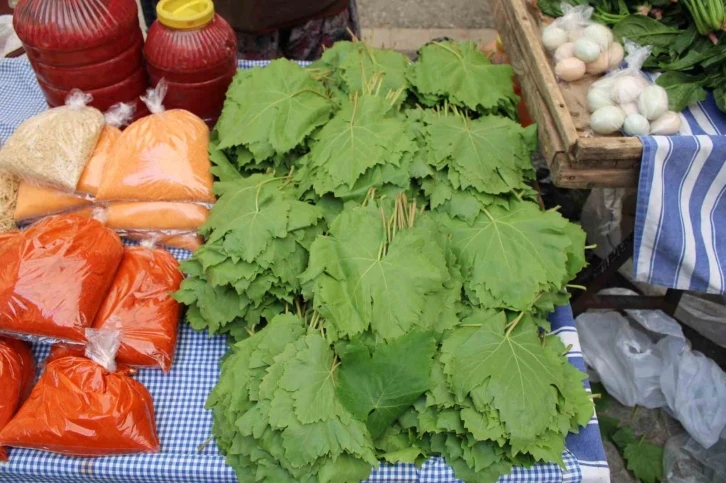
[144,0,238,127]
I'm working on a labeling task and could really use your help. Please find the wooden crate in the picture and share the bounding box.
[491,0,640,188]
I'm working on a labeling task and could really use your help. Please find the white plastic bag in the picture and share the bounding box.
[658,336,726,449]
[576,311,666,407]
[578,303,726,448]
[588,40,680,135]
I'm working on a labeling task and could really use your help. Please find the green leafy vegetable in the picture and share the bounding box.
[337,330,437,438]
[409,41,519,118]
[216,59,333,158]
[439,200,579,311]
[181,39,593,483]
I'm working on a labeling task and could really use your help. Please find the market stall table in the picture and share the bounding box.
[0,58,609,483]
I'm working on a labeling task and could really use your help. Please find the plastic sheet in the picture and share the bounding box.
[0,215,124,342]
[0,90,104,191]
[105,201,210,231]
[0,355,160,456]
[0,338,35,462]
[96,82,214,203]
[91,246,183,371]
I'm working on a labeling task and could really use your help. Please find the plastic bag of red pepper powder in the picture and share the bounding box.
[91,245,184,372]
[0,215,124,343]
[0,329,160,456]
[0,337,35,462]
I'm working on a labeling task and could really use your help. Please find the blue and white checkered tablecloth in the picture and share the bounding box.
[634,77,726,294]
[0,58,609,483]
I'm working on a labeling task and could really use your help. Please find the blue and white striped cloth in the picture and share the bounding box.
[0,58,609,483]
[634,89,726,293]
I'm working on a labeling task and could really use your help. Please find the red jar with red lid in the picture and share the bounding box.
[13,0,149,117]
[144,0,238,127]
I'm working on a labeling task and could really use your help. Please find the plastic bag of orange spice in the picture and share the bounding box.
[0,329,160,456]
[12,103,134,222]
[96,81,214,203]
[91,245,184,372]
[0,337,35,462]
[0,215,124,343]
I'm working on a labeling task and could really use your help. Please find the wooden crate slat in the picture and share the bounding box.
[491,0,580,154]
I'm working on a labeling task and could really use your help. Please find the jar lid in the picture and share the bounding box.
[156,0,214,30]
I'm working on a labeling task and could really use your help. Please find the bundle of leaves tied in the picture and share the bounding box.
[175,40,594,482]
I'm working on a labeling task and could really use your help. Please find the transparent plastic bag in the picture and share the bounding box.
[124,231,203,252]
[0,90,104,191]
[105,201,210,231]
[90,246,184,372]
[684,436,726,480]
[0,337,35,462]
[13,182,92,222]
[657,336,726,449]
[76,103,134,196]
[0,328,160,456]
[96,80,215,203]
[587,40,681,135]
[544,3,621,82]
[0,215,124,343]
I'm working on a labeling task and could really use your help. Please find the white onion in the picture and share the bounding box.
[607,42,624,70]
[611,75,649,104]
[590,106,625,134]
[586,51,610,75]
[592,75,616,92]
[553,42,575,63]
[623,113,650,136]
[587,87,614,112]
[582,23,613,49]
[568,28,584,42]
[638,85,669,120]
[555,57,586,81]
[542,25,568,51]
[620,102,639,115]
[573,38,601,63]
[650,111,682,135]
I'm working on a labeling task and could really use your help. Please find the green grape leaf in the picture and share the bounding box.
[336,331,437,439]
[216,59,333,157]
[440,200,573,310]
[301,203,451,341]
[423,111,535,195]
[623,440,664,483]
[307,94,414,189]
[279,334,338,424]
[410,41,518,116]
[441,310,565,446]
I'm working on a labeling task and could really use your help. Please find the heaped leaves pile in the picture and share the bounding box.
[177,40,594,482]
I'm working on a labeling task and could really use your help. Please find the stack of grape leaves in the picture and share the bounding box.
[174,40,594,483]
